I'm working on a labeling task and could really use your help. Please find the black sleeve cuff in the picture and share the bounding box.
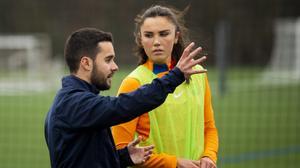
[118,147,134,167]
[170,67,185,82]
[157,66,185,93]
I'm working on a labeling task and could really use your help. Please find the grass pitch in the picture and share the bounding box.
[0,67,299,168]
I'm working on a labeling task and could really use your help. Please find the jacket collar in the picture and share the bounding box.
[61,75,100,94]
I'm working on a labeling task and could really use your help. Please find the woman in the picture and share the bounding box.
[112,5,218,168]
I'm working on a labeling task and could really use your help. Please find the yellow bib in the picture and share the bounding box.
[128,65,205,159]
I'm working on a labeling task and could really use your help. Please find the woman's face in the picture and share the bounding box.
[140,16,179,64]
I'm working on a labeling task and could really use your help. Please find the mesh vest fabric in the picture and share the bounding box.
[128,65,206,160]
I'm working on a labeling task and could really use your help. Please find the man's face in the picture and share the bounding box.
[90,42,118,90]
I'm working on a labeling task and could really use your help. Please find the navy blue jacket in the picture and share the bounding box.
[44,67,184,168]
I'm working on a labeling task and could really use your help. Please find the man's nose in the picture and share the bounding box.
[112,61,118,71]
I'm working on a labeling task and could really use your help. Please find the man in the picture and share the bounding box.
[44,27,206,168]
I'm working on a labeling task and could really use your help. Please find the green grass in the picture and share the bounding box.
[0,92,54,168]
[0,67,299,167]
[215,83,300,167]
[212,67,300,167]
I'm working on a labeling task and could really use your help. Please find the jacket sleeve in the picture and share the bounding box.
[112,77,178,168]
[57,67,185,130]
[112,77,142,148]
[201,75,219,163]
[117,147,134,168]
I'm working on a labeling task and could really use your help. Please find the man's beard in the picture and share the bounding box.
[90,63,111,91]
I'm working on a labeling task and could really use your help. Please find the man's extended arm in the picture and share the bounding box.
[57,42,206,129]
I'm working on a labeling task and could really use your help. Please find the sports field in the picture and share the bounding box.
[0,67,299,167]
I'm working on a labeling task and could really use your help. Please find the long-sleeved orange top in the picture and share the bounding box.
[112,60,218,167]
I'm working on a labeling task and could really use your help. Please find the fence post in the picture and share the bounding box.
[215,20,230,96]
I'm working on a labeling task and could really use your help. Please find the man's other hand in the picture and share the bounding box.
[127,136,154,165]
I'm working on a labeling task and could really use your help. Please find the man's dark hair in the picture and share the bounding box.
[64,28,113,73]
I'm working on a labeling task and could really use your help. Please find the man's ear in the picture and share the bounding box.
[80,56,93,71]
